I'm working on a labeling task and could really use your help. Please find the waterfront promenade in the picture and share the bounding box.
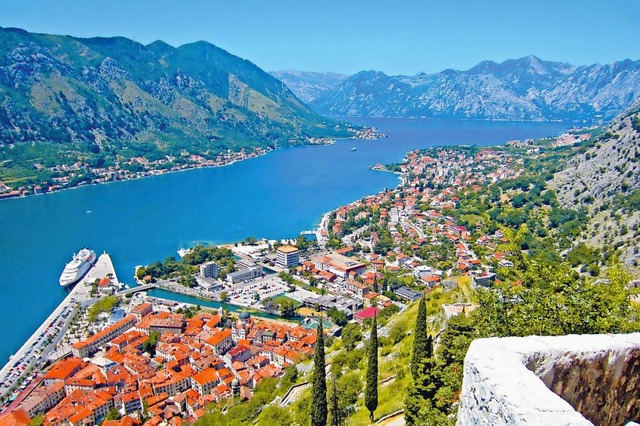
[0,253,117,400]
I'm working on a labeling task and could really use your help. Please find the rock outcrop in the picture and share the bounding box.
[458,334,640,426]
[551,103,640,271]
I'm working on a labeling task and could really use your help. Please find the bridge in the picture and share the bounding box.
[117,283,157,296]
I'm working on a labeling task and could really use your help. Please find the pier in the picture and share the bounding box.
[0,253,117,401]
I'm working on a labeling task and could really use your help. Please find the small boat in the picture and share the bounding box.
[351,147,357,151]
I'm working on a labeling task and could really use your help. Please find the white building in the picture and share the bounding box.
[200,261,219,278]
[227,266,263,284]
[276,245,300,268]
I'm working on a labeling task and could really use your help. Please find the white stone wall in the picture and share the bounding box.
[457,333,640,426]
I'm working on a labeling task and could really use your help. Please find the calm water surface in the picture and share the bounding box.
[0,118,569,361]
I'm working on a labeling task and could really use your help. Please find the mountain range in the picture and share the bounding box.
[0,26,344,174]
[268,70,347,104]
[302,56,640,122]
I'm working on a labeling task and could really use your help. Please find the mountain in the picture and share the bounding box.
[551,101,640,270]
[0,27,346,177]
[311,56,640,122]
[269,70,348,103]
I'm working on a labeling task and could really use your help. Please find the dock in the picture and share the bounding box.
[0,253,117,400]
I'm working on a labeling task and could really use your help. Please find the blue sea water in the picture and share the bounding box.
[0,118,569,362]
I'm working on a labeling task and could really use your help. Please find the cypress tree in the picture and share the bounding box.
[411,296,428,379]
[373,273,378,293]
[405,334,441,426]
[329,377,341,426]
[365,313,379,422]
[311,319,327,426]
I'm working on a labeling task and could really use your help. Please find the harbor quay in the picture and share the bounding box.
[0,253,118,404]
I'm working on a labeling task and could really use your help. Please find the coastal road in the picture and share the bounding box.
[0,253,116,400]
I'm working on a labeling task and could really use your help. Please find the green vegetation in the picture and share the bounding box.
[0,27,353,187]
[327,307,348,327]
[365,313,379,422]
[87,296,118,322]
[143,331,161,357]
[410,297,428,379]
[311,320,327,426]
[329,377,341,426]
[137,244,235,284]
[279,271,323,294]
[265,295,300,317]
[195,378,283,426]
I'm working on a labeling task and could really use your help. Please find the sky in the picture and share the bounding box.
[0,0,638,76]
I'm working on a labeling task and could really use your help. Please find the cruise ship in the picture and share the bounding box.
[59,248,96,287]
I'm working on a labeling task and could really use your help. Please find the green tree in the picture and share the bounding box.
[340,323,362,351]
[365,313,378,422]
[257,405,293,426]
[329,377,341,426]
[327,307,348,327]
[311,319,327,426]
[143,331,161,357]
[411,297,428,379]
[280,299,298,317]
[105,406,121,421]
[28,414,45,426]
[405,335,447,425]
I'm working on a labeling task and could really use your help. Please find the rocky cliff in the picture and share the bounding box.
[312,56,640,122]
[551,103,640,270]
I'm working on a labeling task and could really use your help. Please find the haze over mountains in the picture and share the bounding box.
[275,57,640,122]
[269,70,347,104]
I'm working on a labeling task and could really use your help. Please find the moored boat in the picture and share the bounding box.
[59,248,96,287]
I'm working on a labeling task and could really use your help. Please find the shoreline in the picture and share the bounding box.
[0,132,385,203]
[0,253,117,400]
[0,147,275,203]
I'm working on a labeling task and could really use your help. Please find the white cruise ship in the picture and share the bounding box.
[59,248,96,287]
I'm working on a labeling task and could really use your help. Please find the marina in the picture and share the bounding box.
[0,252,118,403]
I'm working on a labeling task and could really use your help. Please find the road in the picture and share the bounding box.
[0,253,115,402]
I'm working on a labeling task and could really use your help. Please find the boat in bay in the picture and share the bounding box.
[59,248,96,287]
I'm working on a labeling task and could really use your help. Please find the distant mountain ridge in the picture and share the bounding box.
[311,56,640,122]
[0,27,343,166]
[269,70,348,103]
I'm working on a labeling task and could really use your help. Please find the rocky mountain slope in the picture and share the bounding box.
[269,70,348,103]
[551,101,640,270]
[312,56,640,122]
[0,27,344,170]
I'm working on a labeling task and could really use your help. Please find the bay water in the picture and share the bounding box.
[0,118,569,362]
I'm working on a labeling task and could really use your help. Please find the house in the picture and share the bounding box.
[346,280,370,298]
[205,329,233,355]
[394,286,422,302]
[191,368,220,396]
[354,306,381,323]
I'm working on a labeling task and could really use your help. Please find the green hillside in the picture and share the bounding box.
[0,27,348,183]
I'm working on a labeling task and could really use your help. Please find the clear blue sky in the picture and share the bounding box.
[0,0,638,75]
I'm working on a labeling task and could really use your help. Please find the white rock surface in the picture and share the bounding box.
[457,333,640,426]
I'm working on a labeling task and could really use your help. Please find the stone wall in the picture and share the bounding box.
[457,333,640,426]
